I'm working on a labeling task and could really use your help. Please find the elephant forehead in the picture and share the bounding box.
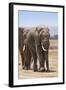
[42,27,49,32]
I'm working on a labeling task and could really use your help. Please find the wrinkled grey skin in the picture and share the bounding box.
[19,27,50,72]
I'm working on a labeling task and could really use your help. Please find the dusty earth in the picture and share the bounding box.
[18,40,58,79]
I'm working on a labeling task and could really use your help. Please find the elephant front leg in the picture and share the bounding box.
[38,49,45,72]
[36,45,45,72]
[45,51,49,71]
[39,57,45,72]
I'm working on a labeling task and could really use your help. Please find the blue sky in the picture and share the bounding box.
[18,10,58,27]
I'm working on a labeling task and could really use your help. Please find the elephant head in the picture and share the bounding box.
[36,26,50,52]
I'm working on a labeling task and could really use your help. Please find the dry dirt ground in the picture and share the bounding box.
[18,40,58,79]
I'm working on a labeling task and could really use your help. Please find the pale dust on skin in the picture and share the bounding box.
[18,40,58,79]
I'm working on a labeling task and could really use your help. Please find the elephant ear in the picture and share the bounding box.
[23,28,30,39]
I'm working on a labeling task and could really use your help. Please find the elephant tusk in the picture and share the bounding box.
[42,45,47,51]
[23,45,25,51]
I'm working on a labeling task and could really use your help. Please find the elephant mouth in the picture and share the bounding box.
[42,45,47,52]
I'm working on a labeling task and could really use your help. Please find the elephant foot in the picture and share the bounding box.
[22,65,25,69]
[33,68,38,72]
[39,67,45,72]
[46,69,49,72]
[23,66,30,70]
[33,65,38,72]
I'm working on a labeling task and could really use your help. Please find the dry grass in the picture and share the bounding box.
[18,40,58,79]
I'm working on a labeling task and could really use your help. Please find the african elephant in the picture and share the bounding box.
[19,28,31,69]
[36,27,50,71]
[19,26,50,72]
